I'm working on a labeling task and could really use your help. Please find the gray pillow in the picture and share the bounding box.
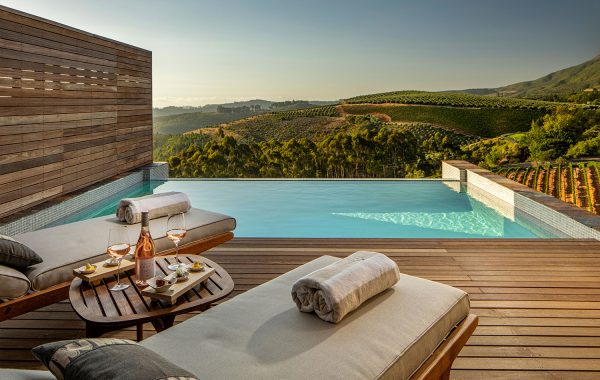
[32,338,198,380]
[0,234,43,268]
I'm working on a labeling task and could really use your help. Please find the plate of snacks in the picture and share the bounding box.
[76,263,97,274]
[104,258,119,267]
[147,276,176,293]
[189,261,204,272]
[174,266,189,282]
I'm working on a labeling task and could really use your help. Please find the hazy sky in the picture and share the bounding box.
[2,0,599,107]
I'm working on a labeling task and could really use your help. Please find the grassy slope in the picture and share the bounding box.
[343,90,558,109]
[153,111,259,134]
[342,104,546,137]
[499,54,600,98]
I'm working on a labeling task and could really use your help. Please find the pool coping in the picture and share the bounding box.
[0,163,168,236]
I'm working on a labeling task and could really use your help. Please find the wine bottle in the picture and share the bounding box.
[134,211,155,287]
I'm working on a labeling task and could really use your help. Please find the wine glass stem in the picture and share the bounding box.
[175,242,179,264]
[116,260,121,285]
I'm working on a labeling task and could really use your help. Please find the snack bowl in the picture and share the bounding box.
[147,276,176,293]
[174,266,189,282]
[77,264,96,274]
[189,261,204,272]
[104,258,119,267]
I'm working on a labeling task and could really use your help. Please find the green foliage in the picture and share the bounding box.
[342,104,546,137]
[467,107,600,168]
[344,90,560,110]
[566,137,600,158]
[463,138,528,169]
[567,89,600,105]
[153,133,212,161]
[526,107,594,161]
[165,126,470,179]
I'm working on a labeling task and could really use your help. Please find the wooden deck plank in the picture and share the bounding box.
[1,237,600,379]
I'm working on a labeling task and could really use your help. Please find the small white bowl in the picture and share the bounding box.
[104,258,119,267]
[77,265,96,274]
[189,261,204,272]
[147,276,176,293]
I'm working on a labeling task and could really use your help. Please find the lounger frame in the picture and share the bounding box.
[411,313,478,380]
[0,232,233,322]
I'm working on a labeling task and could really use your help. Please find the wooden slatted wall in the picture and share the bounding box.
[0,6,152,218]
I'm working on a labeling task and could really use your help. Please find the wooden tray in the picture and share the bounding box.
[142,266,215,304]
[73,257,135,285]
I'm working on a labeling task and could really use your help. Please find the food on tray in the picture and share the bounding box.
[175,266,188,277]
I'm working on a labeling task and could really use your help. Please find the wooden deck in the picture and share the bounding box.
[2,237,600,379]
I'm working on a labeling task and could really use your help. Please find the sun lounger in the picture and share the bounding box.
[0,255,476,379]
[0,208,236,321]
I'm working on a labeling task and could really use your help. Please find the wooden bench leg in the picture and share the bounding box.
[137,324,144,341]
[151,315,175,333]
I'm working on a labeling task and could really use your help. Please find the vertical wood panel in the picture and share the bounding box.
[0,5,152,218]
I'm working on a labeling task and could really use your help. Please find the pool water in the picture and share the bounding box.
[52,180,561,238]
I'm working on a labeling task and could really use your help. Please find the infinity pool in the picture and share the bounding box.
[52,180,562,238]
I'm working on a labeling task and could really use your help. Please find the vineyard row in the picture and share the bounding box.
[495,162,600,215]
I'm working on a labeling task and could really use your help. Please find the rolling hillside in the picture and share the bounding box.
[499,54,600,98]
[181,90,558,141]
[154,112,253,135]
[341,104,546,137]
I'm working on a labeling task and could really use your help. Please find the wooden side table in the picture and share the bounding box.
[69,255,234,341]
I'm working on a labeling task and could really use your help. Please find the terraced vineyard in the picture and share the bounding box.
[495,162,600,214]
[272,105,341,119]
[342,103,546,137]
[344,91,564,110]
[393,123,480,146]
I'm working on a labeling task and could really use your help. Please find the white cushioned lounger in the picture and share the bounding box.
[0,255,471,380]
[141,255,470,380]
[14,208,236,292]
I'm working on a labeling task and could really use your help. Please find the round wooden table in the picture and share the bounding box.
[69,255,234,341]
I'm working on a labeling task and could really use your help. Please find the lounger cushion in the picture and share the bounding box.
[15,208,235,291]
[0,264,30,299]
[142,255,470,380]
[0,369,55,380]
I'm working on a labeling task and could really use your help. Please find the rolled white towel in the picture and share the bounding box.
[291,251,400,323]
[115,192,191,224]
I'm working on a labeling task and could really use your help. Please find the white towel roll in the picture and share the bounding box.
[115,192,191,224]
[291,251,400,323]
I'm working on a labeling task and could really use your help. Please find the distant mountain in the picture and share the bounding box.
[154,112,251,135]
[153,106,203,118]
[153,99,337,118]
[456,54,600,99]
[499,54,600,98]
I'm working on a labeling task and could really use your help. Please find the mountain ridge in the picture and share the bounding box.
[459,54,600,98]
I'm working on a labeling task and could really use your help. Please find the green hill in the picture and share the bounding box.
[343,90,558,109]
[499,54,600,98]
[341,104,546,137]
[486,55,600,99]
[154,112,254,135]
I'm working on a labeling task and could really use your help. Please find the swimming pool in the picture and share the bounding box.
[51,180,563,238]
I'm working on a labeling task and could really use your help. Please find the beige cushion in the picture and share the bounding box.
[15,208,235,291]
[0,369,55,380]
[142,255,470,380]
[0,264,30,299]
[0,368,56,380]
